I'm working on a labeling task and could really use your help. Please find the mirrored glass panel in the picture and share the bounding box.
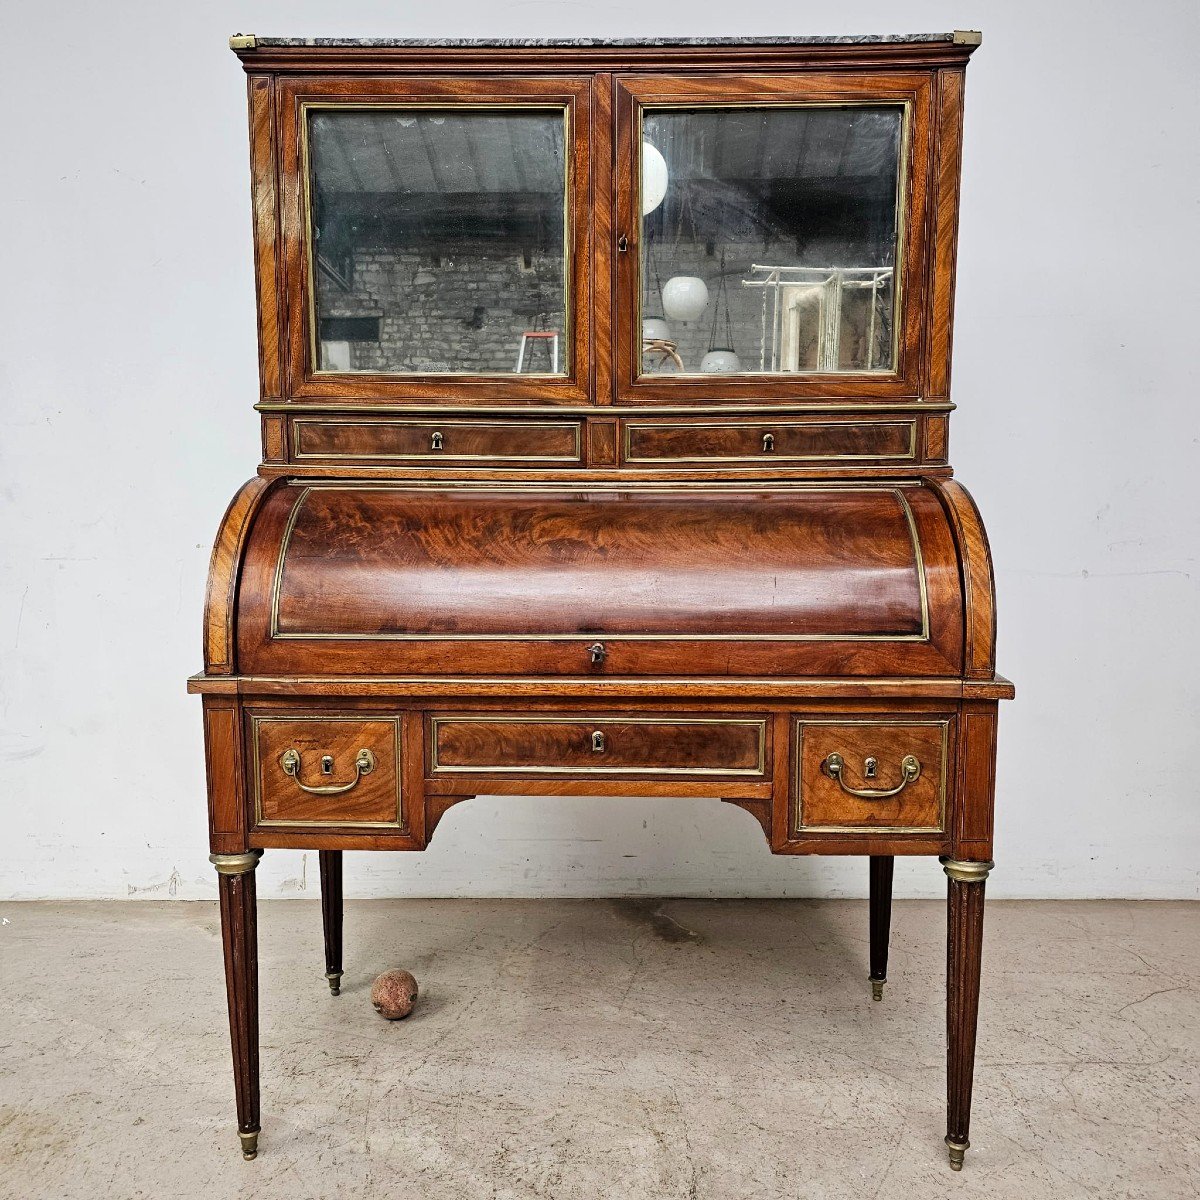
[307,108,569,375]
[639,106,903,376]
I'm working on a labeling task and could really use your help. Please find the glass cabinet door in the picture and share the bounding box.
[615,74,934,401]
[279,78,594,401]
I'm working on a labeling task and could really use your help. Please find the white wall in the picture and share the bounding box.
[1,0,1197,902]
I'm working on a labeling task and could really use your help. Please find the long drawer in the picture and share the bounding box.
[291,417,583,464]
[622,418,916,465]
[429,714,768,777]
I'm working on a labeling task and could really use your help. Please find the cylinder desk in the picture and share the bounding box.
[189,30,1012,1171]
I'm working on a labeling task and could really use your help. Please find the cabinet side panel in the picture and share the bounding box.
[925,67,965,401]
[248,75,284,400]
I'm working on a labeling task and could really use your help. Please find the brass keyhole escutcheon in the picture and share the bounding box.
[864,756,878,780]
[762,432,775,453]
[430,431,444,451]
[321,755,334,775]
[591,730,606,753]
[587,642,607,665]
[617,234,629,253]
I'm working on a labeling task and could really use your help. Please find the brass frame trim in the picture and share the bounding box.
[791,717,950,836]
[622,418,917,464]
[210,850,263,875]
[249,713,405,829]
[634,97,911,383]
[429,714,768,777]
[268,484,930,643]
[256,401,955,415]
[940,857,994,883]
[299,101,574,382]
[291,417,583,463]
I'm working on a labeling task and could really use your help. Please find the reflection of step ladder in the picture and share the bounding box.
[515,330,559,373]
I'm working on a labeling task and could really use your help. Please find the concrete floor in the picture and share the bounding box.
[0,899,1196,1200]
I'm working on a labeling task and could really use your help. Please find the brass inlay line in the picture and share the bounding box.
[269,483,931,643]
[292,417,583,463]
[250,712,405,829]
[300,101,574,381]
[622,419,916,464]
[791,717,949,836]
[256,401,954,415]
[429,714,767,777]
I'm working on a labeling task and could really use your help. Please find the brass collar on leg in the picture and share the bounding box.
[210,850,264,876]
[238,1129,260,1160]
[945,1136,969,1170]
[939,857,994,884]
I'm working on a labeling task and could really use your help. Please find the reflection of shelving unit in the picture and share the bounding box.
[742,265,894,372]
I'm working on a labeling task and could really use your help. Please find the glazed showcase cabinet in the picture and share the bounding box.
[190,31,1011,1170]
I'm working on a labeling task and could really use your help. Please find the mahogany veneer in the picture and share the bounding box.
[191,29,1010,1172]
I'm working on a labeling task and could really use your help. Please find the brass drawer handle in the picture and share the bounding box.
[821,753,920,799]
[280,748,376,795]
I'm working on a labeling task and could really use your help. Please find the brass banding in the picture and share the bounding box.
[210,850,264,876]
[940,857,994,884]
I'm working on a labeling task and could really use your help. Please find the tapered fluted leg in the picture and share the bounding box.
[941,857,993,1171]
[212,850,263,1160]
[868,855,894,1001]
[319,850,343,995]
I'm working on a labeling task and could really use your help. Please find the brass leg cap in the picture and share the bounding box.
[239,1129,259,1160]
[326,972,343,996]
[945,1137,969,1171]
[871,978,885,1002]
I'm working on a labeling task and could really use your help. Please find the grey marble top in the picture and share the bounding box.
[249,33,962,49]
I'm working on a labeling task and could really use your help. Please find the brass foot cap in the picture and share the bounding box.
[871,978,885,1002]
[239,1130,259,1160]
[945,1137,969,1171]
[326,971,343,996]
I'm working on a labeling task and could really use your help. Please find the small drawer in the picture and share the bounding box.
[623,419,915,465]
[250,714,403,828]
[430,715,767,777]
[292,417,582,464]
[793,718,949,834]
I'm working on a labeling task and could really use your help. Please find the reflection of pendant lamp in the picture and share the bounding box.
[662,275,708,322]
[642,141,668,215]
[642,316,672,342]
[699,252,741,373]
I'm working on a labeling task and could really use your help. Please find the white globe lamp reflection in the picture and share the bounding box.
[642,316,672,343]
[661,275,709,322]
[699,348,742,373]
[641,142,668,215]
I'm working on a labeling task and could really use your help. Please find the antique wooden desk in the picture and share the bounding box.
[189,31,1012,1170]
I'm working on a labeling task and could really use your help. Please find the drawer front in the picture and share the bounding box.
[430,715,767,777]
[623,419,915,465]
[251,714,403,828]
[292,418,582,464]
[793,718,949,834]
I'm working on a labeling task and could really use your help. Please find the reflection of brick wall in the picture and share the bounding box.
[319,240,567,373]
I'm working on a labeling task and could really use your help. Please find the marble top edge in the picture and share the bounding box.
[247,33,962,49]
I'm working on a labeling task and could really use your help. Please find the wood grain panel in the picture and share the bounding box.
[623,419,916,464]
[292,418,582,463]
[203,696,247,852]
[430,713,767,776]
[204,476,275,675]
[247,76,283,399]
[793,717,950,833]
[250,714,403,828]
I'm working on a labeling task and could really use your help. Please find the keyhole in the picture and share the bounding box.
[762,432,775,453]
[864,757,878,780]
[617,234,629,253]
[431,431,444,451]
[321,755,334,775]
[591,730,606,753]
